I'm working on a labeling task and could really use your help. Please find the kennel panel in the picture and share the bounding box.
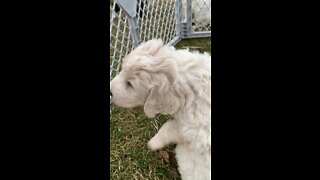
[137,0,179,46]
[110,1,134,81]
[187,0,211,38]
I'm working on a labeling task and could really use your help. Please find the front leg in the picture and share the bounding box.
[148,120,182,151]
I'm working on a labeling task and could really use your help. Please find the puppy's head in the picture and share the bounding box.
[110,39,180,117]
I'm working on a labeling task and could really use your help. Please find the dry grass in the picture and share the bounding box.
[110,106,180,180]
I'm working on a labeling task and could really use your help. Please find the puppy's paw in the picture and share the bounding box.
[148,137,164,151]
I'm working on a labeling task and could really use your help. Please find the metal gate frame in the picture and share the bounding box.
[113,0,211,47]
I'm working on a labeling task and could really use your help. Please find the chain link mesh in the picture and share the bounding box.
[110,0,211,83]
[110,2,134,80]
[110,0,178,81]
[191,0,211,32]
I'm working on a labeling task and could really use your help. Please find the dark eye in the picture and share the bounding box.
[127,81,133,88]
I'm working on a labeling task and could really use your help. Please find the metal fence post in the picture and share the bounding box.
[115,0,141,48]
[179,0,192,38]
[128,17,141,48]
[186,0,192,37]
[175,0,182,38]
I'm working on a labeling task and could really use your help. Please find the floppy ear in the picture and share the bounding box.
[144,87,180,118]
[143,57,181,118]
[138,39,164,55]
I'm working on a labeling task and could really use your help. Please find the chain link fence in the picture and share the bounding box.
[110,0,211,102]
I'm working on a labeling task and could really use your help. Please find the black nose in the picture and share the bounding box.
[110,91,113,96]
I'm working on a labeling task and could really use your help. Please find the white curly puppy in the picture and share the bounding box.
[110,39,211,180]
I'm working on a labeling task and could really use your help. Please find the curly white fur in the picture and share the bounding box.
[110,39,211,180]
